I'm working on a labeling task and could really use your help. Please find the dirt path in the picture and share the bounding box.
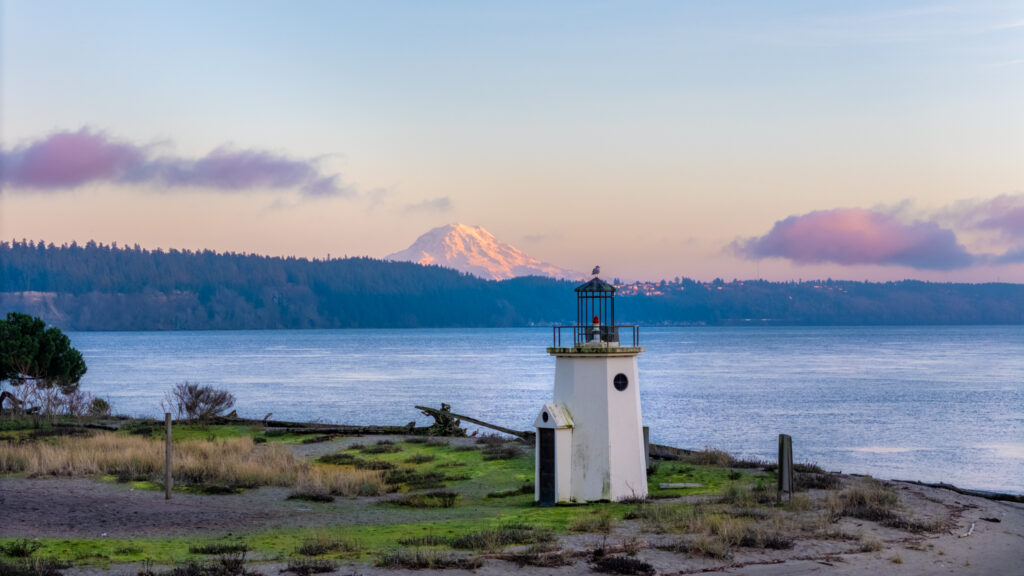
[0,477,290,538]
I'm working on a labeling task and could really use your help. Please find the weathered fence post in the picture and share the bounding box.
[778,433,793,502]
[643,426,651,469]
[165,412,173,500]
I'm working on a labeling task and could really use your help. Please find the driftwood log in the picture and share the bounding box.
[0,391,38,414]
[0,391,23,409]
[416,405,533,441]
[893,479,1024,504]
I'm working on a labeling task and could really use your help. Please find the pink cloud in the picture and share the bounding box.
[734,208,974,270]
[1,128,350,197]
[1,128,145,189]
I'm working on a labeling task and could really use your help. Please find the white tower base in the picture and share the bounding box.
[536,346,647,504]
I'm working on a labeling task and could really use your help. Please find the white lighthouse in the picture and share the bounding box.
[535,272,647,504]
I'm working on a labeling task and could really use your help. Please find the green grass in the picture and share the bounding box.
[647,461,771,498]
[3,437,778,569]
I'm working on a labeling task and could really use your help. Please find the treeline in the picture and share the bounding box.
[2,240,1023,330]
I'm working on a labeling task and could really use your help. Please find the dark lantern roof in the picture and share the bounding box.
[575,277,616,293]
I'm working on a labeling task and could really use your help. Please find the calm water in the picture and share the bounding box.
[68,326,1024,494]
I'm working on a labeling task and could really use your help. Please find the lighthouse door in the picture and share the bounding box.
[538,429,555,505]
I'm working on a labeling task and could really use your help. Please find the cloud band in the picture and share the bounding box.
[1,128,349,197]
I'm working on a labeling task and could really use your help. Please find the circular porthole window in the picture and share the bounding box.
[613,373,629,391]
[542,411,549,422]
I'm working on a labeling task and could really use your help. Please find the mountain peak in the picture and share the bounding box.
[386,223,583,281]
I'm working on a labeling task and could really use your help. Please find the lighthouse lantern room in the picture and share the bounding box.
[537,271,647,505]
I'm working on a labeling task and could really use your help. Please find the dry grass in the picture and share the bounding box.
[0,433,386,495]
[297,465,386,497]
[627,502,711,534]
[822,478,939,532]
[839,479,900,522]
[719,482,776,507]
[689,448,733,467]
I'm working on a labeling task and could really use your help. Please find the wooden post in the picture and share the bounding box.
[165,412,173,500]
[778,434,793,502]
[643,426,651,469]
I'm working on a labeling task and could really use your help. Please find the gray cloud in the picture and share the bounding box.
[403,196,452,213]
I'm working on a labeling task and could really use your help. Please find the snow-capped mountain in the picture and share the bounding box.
[386,224,584,281]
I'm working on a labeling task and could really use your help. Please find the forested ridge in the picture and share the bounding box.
[2,240,1023,330]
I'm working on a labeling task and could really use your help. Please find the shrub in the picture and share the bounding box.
[435,461,467,468]
[286,490,334,503]
[0,540,42,558]
[664,536,732,560]
[315,453,355,465]
[294,536,360,557]
[690,448,733,467]
[794,462,826,474]
[394,491,460,509]
[382,468,445,489]
[797,472,841,490]
[481,444,525,461]
[860,538,884,552]
[0,557,68,576]
[352,459,396,471]
[396,534,449,547]
[87,397,111,418]
[140,551,254,576]
[449,523,553,550]
[359,442,401,455]
[163,382,235,422]
[404,454,435,465]
[188,543,248,555]
[731,457,770,469]
[592,555,655,575]
[736,528,794,550]
[282,559,337,575]
[510,543,573,568]
[839,479,899,522]
[375,549,480,570]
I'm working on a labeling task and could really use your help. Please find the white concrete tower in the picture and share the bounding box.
[535,273,647,504]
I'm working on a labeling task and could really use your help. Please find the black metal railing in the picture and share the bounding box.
[551,325,639,348]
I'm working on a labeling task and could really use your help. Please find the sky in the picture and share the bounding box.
[1,1,1022,282]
